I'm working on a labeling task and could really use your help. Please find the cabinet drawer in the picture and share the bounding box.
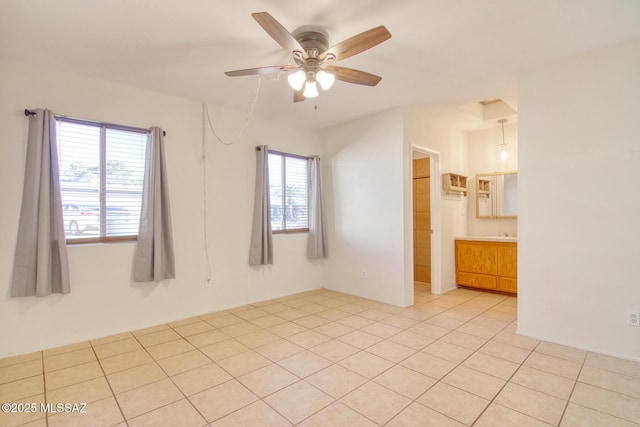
[457,272,497,289]
[498,277,518,293]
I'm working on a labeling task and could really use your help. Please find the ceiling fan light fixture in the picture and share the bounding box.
[287,69,306,91]
[303,80,319,98]
[316,69,335,90]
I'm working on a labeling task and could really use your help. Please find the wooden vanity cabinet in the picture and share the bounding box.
[455,240,517,294]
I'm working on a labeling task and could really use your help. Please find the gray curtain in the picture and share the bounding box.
[133,127,175,282]
[307,156,328,259]
[249,145,273,265]
[12,109,70,297]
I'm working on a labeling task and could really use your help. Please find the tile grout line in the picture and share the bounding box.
[89,340,130,427]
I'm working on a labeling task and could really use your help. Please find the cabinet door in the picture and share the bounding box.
[497,245,517,278]
[456,241,497,275]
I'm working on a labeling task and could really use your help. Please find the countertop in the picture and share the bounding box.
[455,235,517,243]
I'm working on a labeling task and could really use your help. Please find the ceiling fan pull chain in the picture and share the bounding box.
[204,75,263,146]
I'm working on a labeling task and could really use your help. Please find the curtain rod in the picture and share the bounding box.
[24,109,167,136]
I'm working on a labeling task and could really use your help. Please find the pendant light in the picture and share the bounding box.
[498,119,509,162]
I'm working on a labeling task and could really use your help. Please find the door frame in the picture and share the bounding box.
[411,145,442,295]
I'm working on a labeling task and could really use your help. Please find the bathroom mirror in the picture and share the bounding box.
[476,171,517,219]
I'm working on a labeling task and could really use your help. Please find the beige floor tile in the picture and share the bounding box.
[584,353,640,379]
[217,350,271,377]
[561,402,639,427]
[388,330,435,350]
[0,393,45,427]
[400,352,457,380]
[131,324,170,337]
[312,322,355,338]
[365,340,415,363]
[99,349,153,374]
[424,314,465,330]
[386,402,466,427]
[357,309,393,321]
[495,382,567,425]
[235,331,281,349]
[127,398,206,427]
[168,316,203,328]
[254,339,304,362]
[200,339,249,361]
[341,381,411,424]
[462,351,521,380]
[206,314,244,328]
[156,349,211,376]
[493,330,540,350]
[339,351,394,379]
[264,381,334,424]
[174,321,215,338]
[474,403,553,427]
[439,330,489,351]
[570,382,640,423]
[258,302,291,314]
[248,314,288,328]
[298,303,329,314]
[524,352,583,379]
[266,322,307,338]
[373,364,436,399]
[186,330,231,348]
[336,315,375,329]
[310,339,360,362]
[579,365,640,398]
[423,340,474,364]
[146,339,195,360]
[0,375,43,402]
[298,401,375,427]
[48,376,112,405]
[219,322,261,338]
[90,332,133,347]
[171,363,232,396]
[43,348,95,372]
[0,360,43,385]
[237,364,298,397]
[233,308,269,321]
[47,396,124,427]
[360,321,402,338]
[535,341,588,364]
[456,322,500,339]
[315,309,352,321]
[336,330,382,349]
[305,364,367,399]
[116,378,183,419]
[43,342,91,358]
[292,315,330,329]
[378,315,420,329]
[417,381,489,425]
[479,340,532,364]
[189,379,258,422]
[45,361,103,391]
[276,309,308,321]
[106,362,167,394]
[210,400,292,427]
[0,352,41,369]
[278,350,332,378]
[286,330,331,349]
[136,329,182,347]
[93,337,143,359]
[512,365,576,399]
[442,365,505,400]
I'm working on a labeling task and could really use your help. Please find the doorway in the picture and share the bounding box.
[411,146,441,295]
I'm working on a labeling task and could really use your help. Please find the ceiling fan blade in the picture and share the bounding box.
[252,12,305,56]
[320,26,391,62]
[293,89,306,103]
[325,66,382,86]
[225,65,297,77]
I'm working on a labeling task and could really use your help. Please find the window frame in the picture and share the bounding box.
[268,150,310,234]
[55,116,149,244]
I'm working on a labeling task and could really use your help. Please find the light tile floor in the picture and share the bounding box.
[1,284,639,426]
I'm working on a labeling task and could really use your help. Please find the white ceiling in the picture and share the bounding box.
[1,0,639,129]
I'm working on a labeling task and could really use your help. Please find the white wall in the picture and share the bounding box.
[403,107,475,293]
[0,59,323,358]
[467,124,518,236]
[518,39,640,361]
[320,110,409,306]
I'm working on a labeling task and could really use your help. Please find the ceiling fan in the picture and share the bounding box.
[225,12,391,102]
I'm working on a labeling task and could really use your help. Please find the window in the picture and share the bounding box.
[56,117,148,243]
[268,151,309,232]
